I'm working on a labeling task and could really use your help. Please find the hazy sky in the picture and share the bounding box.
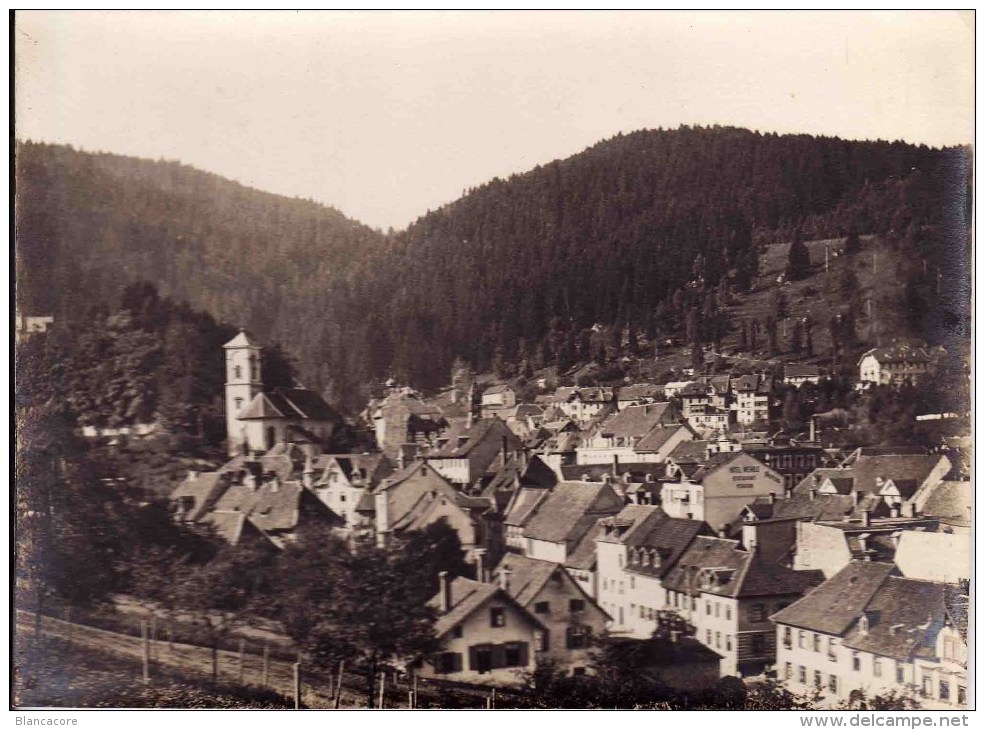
[15,11,974,231]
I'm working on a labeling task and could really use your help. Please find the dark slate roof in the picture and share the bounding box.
[623,513,707,579]
[429,418,521,458]
[733,374,769,393]
[504,487,551,528]
[618,383,664,401]
[848,455,945,497]
[523,481,623,544]
[771,562,896,634]
[429,577,544,637]
[171,472,231,522]
[559,462,666,483]
[239,387,339,422]
[564,521,604,571]
[784,364,820,379]
[492,553,561,606]
[667,440,710,464]
[747,493,856,522]
[841,577,948,660]
[636,424,690,453]
[681,381,712,397]
[596,403,677,439]
[920,480,971,526]
[596,504,665,545]
[662,536,821,599]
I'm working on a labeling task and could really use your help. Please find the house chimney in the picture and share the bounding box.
[475,549,487,583]
[768,492,777,505]
[439,571,452,613]
[809,487,817,501]
[302,454,315,488]
[501,435,509,466]
[890,503,901,518]
[500,565,512,593]
[861,510,871,527]
[396,449,406,470]
[612,453,620,477]
[742,523,758,552]
[905,502,917,518]
[809,416,817,443]
[467,410,475,429]
[187,470,198,482]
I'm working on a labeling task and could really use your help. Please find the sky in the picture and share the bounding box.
[15,10,974,231]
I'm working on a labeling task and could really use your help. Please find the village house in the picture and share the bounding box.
[858,345,935,386]
[502,403,545,440]
[224,331,339,456]
[772,562,968,709]
[782,364,821,387]
[14,311,54,342]
[616,383,664,409]
[731,374,771,426]
[480,384,517,419]
[660,451,785,532]
[576,402,691,465]
[594,503,707,636]
[893,531,971,585]
[791,453,952,517]
[372,459,500,567]
[552,386,615,425]
[367,388,454,460]
[309,453,393,531]
[419,572,545,686]
[742,433,824,494]
[662,535,823,677]
[521,480,624,563]
[491,554,609,675]
[172,451,342,548]
[426,418,524,488]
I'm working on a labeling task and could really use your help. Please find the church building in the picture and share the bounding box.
[224,330,338,455]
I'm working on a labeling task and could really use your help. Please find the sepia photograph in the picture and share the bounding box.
[12,9,973,714]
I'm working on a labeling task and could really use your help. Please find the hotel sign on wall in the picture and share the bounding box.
[729,464,782,487]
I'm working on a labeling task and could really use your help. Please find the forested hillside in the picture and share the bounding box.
[15,128,971,411]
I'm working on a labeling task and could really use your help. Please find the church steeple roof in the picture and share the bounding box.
[223,329,260,349]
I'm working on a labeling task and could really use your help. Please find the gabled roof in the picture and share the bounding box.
[564,521,605,571]
[623,512,707,579]
[428,418,521,458]
[771,561,895,634]
[617,383,663,401]
[849,454,946,497]
[667,439,710,464]
[504,487,551,527]
[429,577,545,637]
[636,423,691,453]
[596,504,665,545]
[223,330,259,349]
[596,402,677,439]
[784,364,820,379]
[171,472,231,522]
[238,387,339,422]
[920,480,971,526]
[744,492,856,523]
[841,576,948,660]
[662,536,821,599]
[492,553,559,606]
[523,481,623,544]
[484,383,514,395]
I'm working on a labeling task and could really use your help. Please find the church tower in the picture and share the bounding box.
[223,330,263,456]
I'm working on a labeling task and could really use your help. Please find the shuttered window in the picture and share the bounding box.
[436,652,462,674]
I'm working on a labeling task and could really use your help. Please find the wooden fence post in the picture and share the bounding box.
[141,619,151,684]
[378,672,385,709]
[408,690,414,709]
[334,661,344,709]
[293,661,301,710]
[261,644,269,687]
[413,673,418,709]
[238,638,246,684]
[491,687,496,709]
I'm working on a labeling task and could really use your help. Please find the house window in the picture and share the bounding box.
[749,604,767,622]
[726,635,733,652]
[725,605,732,620]
[234,397,244,410]
[939,681,950,702]
[852,652,861,671]
[922,676,933,697]
[490,607,505,627]
[715,631,721,649]
[958,686,966,705]
[896,662,905,684]
[706,630,712,645]
[339,494,346,503]
[233,365,242,379]
[782,627,792,648]
[691,596,697,611]
[827,637,837,661]
[630,576,635,590]
[619,581,624,595]
[437,652,462,674]
[813,671,822,689]
[572,667,586,677]
[828,675,838,694]
[873,659,882,677]
[751,633,766,656]
[784,662,792,680]
[539,631,550,652]
[706,602,712,616]
[534,601,549,614]
[451,625,463,638]
[813,634,821,653]
[798,666,807,684]
[715,602,720,618]
[566,626,590,650]
[569,599,585,613]
[639,605,645,619]
[504,643,525,667]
